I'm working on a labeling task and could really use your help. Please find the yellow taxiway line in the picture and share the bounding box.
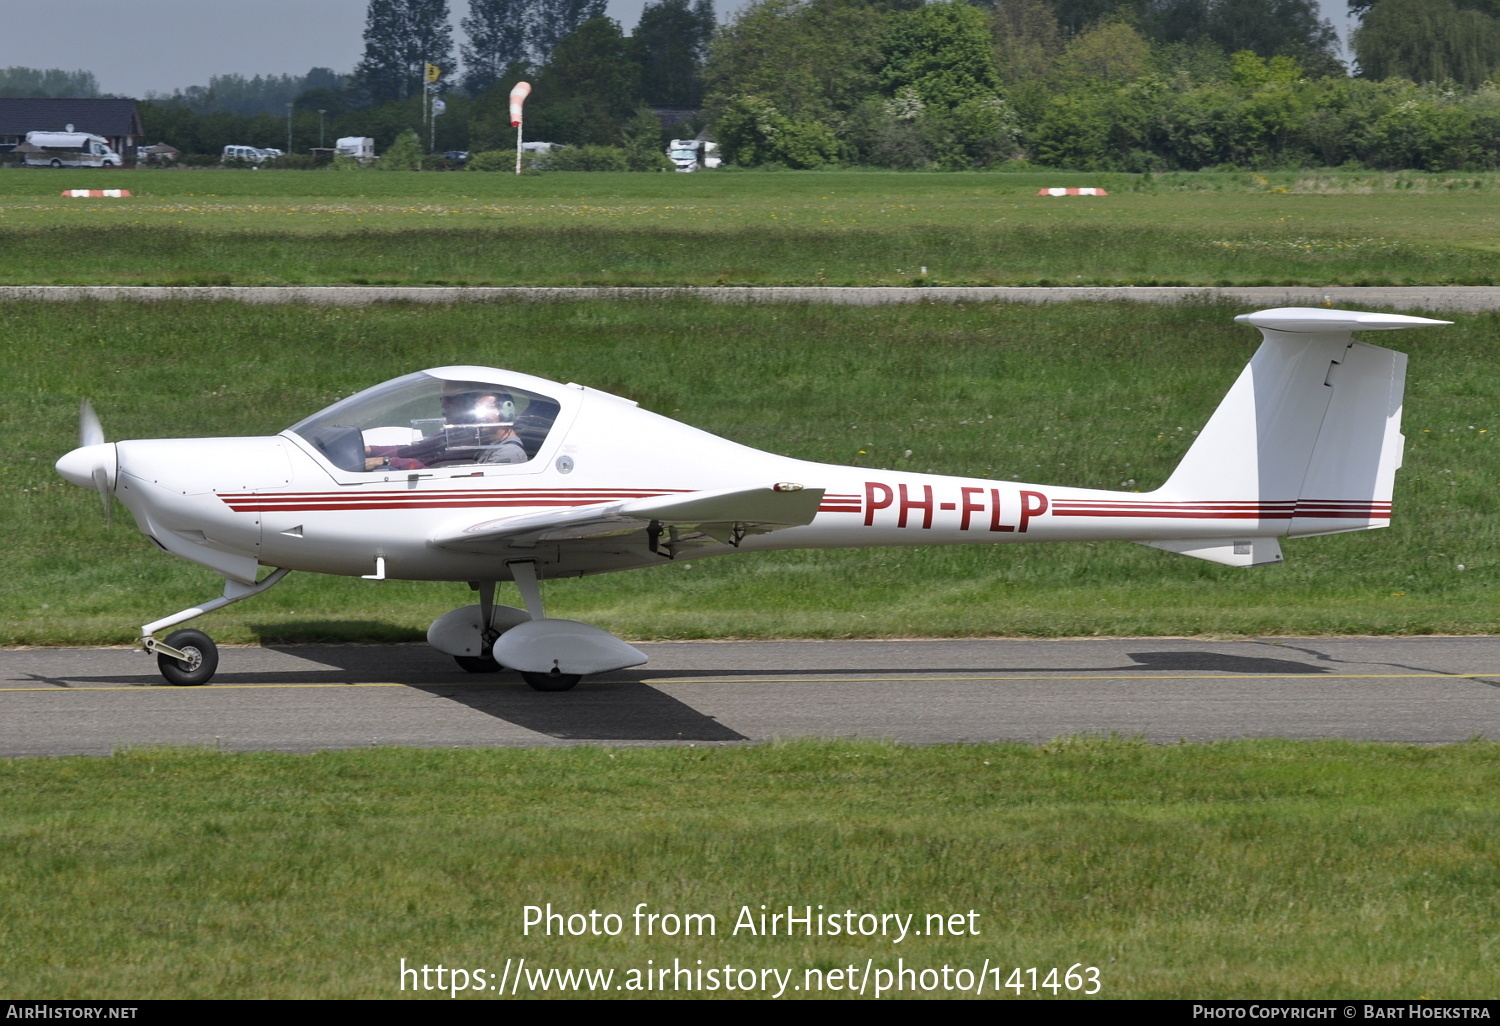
[2,672,1499,693]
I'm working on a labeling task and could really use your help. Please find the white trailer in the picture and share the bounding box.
[335,136,376,163]
[24,130,122,168]
[668,138,720,172]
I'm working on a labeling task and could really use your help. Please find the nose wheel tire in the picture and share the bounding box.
[454,655,501,673]
[522,670,581,692]
[157,629,219,686]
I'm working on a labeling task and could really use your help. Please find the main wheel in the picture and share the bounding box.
[455,655,501,673]
[49,158,62,168]
[522,670,581,692]
[157,629,218,686]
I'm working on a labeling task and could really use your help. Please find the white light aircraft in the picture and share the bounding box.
[56,307,1447,689]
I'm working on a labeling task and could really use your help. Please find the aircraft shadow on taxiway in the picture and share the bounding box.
[249,640,752,742]
[246,644,1329,682]
[21,645,1332,744]
[287,645,1335,743]
[278,646,1333,743]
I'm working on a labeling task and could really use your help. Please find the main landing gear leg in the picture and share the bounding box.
[506,561,582,693]
[141,568,292,686]
[453,581,503,673]
[508,560,545,620]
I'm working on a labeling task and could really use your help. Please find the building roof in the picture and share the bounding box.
[0,98,143,138]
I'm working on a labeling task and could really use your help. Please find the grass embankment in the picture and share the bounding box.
[1,740,1496,998]
[4,299,1497,645]
[1,168,1498,285]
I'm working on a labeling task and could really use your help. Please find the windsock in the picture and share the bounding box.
[509,82,531,127]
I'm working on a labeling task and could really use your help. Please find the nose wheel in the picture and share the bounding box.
[155,629,219,686]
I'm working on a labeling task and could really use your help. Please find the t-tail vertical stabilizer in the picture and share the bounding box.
[1144,307,1449,567]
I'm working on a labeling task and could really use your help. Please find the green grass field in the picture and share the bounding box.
[6,172,1500,1002]
[2,740,1497,999]
[2,168,1498,285]
[5,298,1498,646]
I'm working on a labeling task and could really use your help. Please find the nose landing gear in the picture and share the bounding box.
[140,568,291,686]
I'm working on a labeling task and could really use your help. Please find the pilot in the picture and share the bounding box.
[365,385,528,470]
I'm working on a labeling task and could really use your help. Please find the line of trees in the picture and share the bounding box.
[699,0,1500,171]
[146,70,347,116]
[128,0,714,158]
[353,0,716,101]
[1354,0,1500,87]
[17,0,1500,171]
[0,67,100,98]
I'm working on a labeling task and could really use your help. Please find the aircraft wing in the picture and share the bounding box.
[429,484,825,556]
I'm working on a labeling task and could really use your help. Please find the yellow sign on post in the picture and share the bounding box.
[424,63,441,83]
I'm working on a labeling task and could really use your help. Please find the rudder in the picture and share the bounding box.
[1149,307,1447,559]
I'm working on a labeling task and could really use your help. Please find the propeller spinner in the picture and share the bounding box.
[56,400,116,526]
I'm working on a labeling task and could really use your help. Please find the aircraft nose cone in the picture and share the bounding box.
[56,442,117,490]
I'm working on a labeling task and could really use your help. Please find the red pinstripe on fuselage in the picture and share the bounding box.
[218,488,685,513]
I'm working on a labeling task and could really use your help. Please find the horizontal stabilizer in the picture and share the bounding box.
[1141,537,1284,567]
[1233,308,1451,335]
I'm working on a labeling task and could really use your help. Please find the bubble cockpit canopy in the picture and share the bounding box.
[288,370,562,473]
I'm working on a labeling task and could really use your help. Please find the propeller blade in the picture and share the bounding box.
[91,465,113,527]
[80,400,104,448]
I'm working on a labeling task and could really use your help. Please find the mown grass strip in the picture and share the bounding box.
[0,739,1496,998]
[3,222,1496,288]
[3,168,1500,286]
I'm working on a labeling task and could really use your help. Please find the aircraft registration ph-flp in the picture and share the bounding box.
[55,307,1448,689]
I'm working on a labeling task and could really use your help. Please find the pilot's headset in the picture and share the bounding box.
[493,395,518,427]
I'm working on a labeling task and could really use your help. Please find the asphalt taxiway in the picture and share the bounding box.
[3,637,1499,756]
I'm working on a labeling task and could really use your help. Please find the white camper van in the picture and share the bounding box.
[335,137,376,163]
[668,138,720,172]
[24,130,123,168]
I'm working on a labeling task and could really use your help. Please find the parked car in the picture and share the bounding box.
[222,145,270,164]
